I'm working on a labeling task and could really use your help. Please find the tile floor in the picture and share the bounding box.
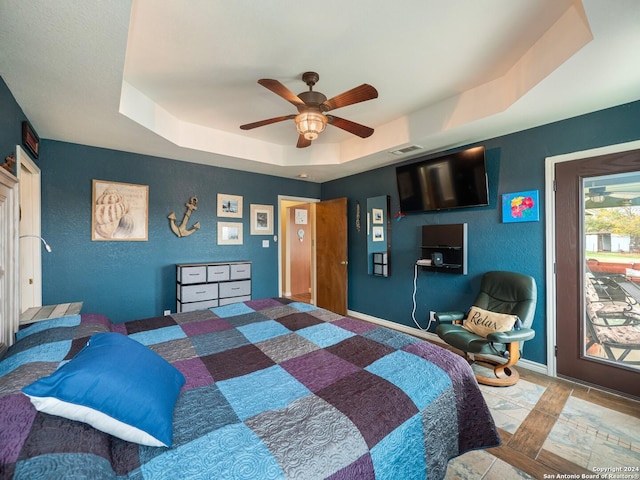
[445,365,640,479]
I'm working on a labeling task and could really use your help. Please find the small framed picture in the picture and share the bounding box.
[22,121,40,159]
[295,208,308,224]
[250,204,274,235]
[372,226,384,242]
[218,221,243,245]
[217,193,243,218]
[372,208,384,224]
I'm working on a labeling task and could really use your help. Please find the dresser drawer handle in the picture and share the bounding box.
[195,291,206,294]
[231,287,240,290]
[188,273,200,276]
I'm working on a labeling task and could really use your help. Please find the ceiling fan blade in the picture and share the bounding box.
[321,84,378,112]
[327,115,374,138]
[258,79,306,107]
[240,114,296,130]
[296,135,312,148]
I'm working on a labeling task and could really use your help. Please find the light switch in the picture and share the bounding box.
[262,240,269,248]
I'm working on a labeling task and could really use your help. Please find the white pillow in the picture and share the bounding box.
[462,306,519,338]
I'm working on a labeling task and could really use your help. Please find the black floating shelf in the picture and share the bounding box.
[420,224,468,275]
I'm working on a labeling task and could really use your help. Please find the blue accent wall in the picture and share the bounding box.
[36,141,320,322]
[3,74,640,365]
[322,101,640,365]
[0,77,27,158]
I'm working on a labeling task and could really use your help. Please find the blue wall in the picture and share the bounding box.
[322,101,640,365]
[37,141,320,322]
[3,75,640,364]
[0,77,27,160]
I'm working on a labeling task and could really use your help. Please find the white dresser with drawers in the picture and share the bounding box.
[176,261,251,313]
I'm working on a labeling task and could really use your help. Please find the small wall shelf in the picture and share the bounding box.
[420,224,467,275]
[372,252,389,276]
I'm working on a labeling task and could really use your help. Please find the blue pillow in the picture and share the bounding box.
[22,332,185,447]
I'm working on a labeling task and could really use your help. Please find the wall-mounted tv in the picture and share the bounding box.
[396,146,488,213]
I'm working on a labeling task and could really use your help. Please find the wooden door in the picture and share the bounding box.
[555,149,640,398]
[288,205,311,296]
[315,198,348,315]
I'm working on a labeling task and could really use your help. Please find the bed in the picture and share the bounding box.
[0,297,500,479]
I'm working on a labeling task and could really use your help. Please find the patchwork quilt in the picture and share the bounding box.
[0,297,500,479]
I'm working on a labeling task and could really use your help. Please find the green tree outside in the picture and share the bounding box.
[585,206,640,262]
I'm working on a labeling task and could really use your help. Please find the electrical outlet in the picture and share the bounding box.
[163,309,171,316]
[429,311,436,322]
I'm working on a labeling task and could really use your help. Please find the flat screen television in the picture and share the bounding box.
[396,146,488,213]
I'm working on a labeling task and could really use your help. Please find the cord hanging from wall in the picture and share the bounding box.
[19,235,52,252]
[411,262,434,331]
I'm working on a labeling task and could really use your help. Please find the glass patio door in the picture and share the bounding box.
[555,150,640,398]
[583,173,640,369]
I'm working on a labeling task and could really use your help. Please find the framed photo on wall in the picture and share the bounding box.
[218,221,243,245]
[92,179,149,241]
[294,208,307,224]
[250,204,274,235]
[217,193,243,218]
[372,208,384,224]
[22,121,40,159]
[372,226,384,242]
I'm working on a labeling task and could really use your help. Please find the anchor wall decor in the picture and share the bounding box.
[168,196,201,237]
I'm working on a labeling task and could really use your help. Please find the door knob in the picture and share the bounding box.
[340,261,348,265]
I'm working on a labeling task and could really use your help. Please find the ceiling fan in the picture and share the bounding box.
[240,71,378,148]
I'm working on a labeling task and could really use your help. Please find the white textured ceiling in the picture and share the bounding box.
[1,0,639,182]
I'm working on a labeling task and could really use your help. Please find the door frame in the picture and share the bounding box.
[0,161,19,346]
[277,195,319,300]
[17,146,42,312]
[544,139,640,378]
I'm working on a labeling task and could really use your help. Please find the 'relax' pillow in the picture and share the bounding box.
[22,332,185,447]
[462,306,520,338]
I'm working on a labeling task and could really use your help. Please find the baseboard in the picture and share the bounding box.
[347,309,549,376]
[348,309,436,341]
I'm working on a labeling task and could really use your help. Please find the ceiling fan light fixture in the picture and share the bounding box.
[241,72,377,147]
[295,111,326,140]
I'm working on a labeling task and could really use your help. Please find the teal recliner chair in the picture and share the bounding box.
[435,271,537,386]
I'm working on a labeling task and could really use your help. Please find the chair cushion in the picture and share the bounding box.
[462,306,519,338]
[594,325,640,345]
[474,271,537,329]
[436,324,494,354]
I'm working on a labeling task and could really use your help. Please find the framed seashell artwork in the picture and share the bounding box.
[92,179,149,241]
